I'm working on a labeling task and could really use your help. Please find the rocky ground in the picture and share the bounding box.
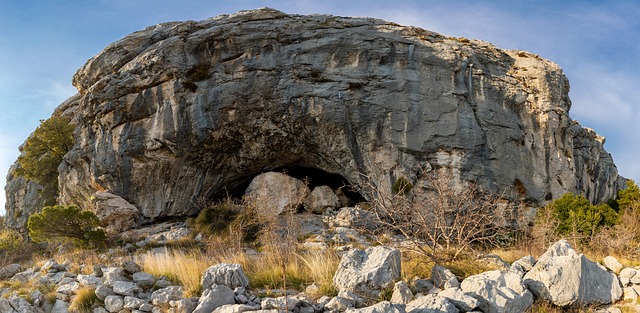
[1,203,640,313]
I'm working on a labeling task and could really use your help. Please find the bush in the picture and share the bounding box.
[27,205,105,247]
[363,169,516,262]
[544,193,617,241]
[193,201,240,236]
[15,116,75,205]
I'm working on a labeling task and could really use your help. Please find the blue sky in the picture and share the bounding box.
[1,0,638,214]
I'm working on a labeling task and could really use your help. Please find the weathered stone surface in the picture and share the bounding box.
[133,272,156,289]
[461,269,533,313]
[391,281,413,304]
[333,207,378,230]
[104,295,124,312]
[406,294,459,313]
[193,285,235,313]
[603,256,623,274]
[305,185,341,213]
[124,296,147,310]
[346,301,406,313]
[213,304,260,313]
[112,281,142,296]
[261,296,301,311]
[151,286,183,306]
[0,264,24,280]
[77,274,103,288]
[333,246,401,297]
[523,240,623,307]
[91,191,139,234]
[5,8,624,230]
[438,287,480,312]
[245,172,309,216]
[201,263,250,289]
[432,266,459,289]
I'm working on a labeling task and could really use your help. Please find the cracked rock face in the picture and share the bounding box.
[5,8,624,228]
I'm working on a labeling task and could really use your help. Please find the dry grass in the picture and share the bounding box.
[69,286,99,313]
[139,248,214,297]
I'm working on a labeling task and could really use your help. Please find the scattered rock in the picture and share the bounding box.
[406,294,459,313]
[0,264,23,280]
[201,263,250,289]
[245,172,310,215]
[346,301,406,313]
[333,246,401,297]
[151,286,183,306]
[104,295,125,312]
[437,287,480,312]
[391,281,413,304]
[461,269,533,313]
[306,185,341,213]
[193,285,235,313]
[92,191,139,234]
[523,240,623,307]
[603,256,624,274]
[432,266,459,289]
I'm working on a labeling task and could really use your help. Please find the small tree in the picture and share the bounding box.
[15,116,75,205]
[27,205,105,247]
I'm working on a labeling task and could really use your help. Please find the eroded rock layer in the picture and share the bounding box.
[5,8,624,228]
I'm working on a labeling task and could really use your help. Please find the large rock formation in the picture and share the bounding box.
[5,8,624,228]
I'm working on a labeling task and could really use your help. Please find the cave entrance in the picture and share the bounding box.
[273,166,366,205]
[220,166,365,207]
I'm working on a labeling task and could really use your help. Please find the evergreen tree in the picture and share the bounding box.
[15,116,75,205]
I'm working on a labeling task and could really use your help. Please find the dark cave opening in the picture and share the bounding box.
[222,166,365,207]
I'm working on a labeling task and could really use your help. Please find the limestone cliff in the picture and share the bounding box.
[4,8,624,229]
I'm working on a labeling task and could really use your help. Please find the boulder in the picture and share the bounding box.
[245,172,309,215]
[431,266,459,289]
[201,263,250,290]
[91,191,139,234]
[0,264,23,280]
[333,207,378,230]
[305,185,341,213]
[523,240,622,307]
[112,281,141,296]
[193,285,235,313]
[406,294,459,313]
[438,287,480,312]
[151,286,183,306]
[345,301,406,313]
[261,296,302,311]
[325,296,355,312]
[214,304,262,313]
[77,274,103,288]
[603,256,623,274]
[619,268,637,286]
[391,281,414,304]
[333,246,401,297]
[510,256,536,274]
[120,260,142,274]
[123,296,147,310]
[104,295,124,312]
[133,272,156,289]
[461,270,533,313]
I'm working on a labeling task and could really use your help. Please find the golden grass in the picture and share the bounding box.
[139,248,214,297]
[69,287,98,313]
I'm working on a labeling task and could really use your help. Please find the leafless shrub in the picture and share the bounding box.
[360,168,519,262]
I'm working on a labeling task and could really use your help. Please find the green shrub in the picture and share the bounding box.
[15,116,75,205]
[392,177,413,195]
[0,230,25,253]
[193,202,240,236]
[27,205,105,247]
[545,193,617,240]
